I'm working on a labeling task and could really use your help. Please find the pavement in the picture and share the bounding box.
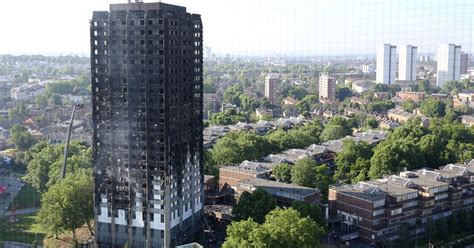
[3,207,40,216]
[2,241,43,248]
[0,176,25,216]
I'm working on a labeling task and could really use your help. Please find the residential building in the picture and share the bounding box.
[361,64,375,74]
[203,93,219,116]
[460,52,469,75]
[10,84,44,101]
[398,45,417,81]
[329,163,474,244]
[395,91,425,102]
[282,96,298,106]
[376,44,397,84]
[436,44,462,87]
[91,2,203,247]
[255,107,273,120]
[351,81,371,93]
[387,109,430,127]
[235,178,320,205]
[219,166,268,188]
[319,74,336,102]
[265,73,279,105]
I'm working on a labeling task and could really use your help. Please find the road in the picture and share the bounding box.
[0,176,25,216]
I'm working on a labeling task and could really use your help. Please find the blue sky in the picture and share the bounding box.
[0,0,472,56]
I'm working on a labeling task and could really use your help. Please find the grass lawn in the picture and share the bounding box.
[0,213,46,245]
[9,183,41,210]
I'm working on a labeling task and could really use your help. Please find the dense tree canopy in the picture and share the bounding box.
[335,140,373,184]
[209,109,247,125]
[38,169,94,239]
[291,201,326,229]
[369,119,474,179]
[10,125,37,151]
[8,102,29,120]
[223,208,324,248]
[291,158,331,197]
[233,188,276,224]
[420,98,446,118]
[320,116,354,141]
[272,163,292,183]
[24,141,92,192]
[210,131,274,166]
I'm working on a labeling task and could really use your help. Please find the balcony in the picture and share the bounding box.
[338,221,359,242]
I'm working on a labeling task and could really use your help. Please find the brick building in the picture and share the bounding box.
[329,161,474,244]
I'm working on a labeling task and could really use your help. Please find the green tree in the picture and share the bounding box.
[223,208,324,248]
[420,98,446,118]
[364,117,378,129]
[291,157,317,188]
[334,140,373,184]
[336,87,352,101]
[209,109,247,125]
[418,80,432,93]
[436,217,448,240]
[8,102,29,120]
[203,149,218,176]
[320,124,347,141]
[233,188,276,224]
[459,209,472,230]
[44,81,75,96]
[272,163,292,183]
[9,125,37,151]
[210,131,274,165]
[314,164,331,199]
[393,224,412,247]
[24,141,91,192]
[38,169,94,240]
[286,86,307,100]
[222,219,264,248]
[50,94,63,106]
[223,83,244,106]
[369,138,425,179]
[401,100,418,112]
[367,100,394,113]
[34,94,49,108]
[291,201,326,229]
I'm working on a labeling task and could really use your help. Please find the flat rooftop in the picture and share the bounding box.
[219,166,267,175]
[110,1,186,12]
[238,178,319,197]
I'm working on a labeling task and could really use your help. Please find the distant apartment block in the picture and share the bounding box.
[329,161,474,243]
[265,74,279,105]
[203,93,220,116]
[376,44,397,84]
[361,64,375,74]
[436,44,462,87]
[460,52,469,75]
[398,45,417,81]
[419,55,431,63]
[351,81,371,93]
[319,74,336,102]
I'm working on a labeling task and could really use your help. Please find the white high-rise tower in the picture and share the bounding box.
[399,45,417,81]
[436,44,461,87]
[376,44,397,84]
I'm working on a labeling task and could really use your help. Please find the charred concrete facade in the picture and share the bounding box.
[91,2,203,247]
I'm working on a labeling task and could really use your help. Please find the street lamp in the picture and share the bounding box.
[60,104,83,179]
